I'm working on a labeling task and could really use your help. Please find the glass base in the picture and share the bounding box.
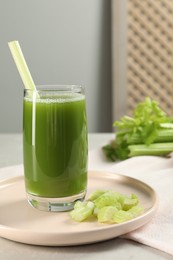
[27,191,86,212]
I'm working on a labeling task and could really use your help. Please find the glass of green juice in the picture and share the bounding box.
[23,85,88,212]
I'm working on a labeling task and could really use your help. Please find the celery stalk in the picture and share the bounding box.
[153,129,173,142]
[129,143,173,157]
[128,129,173,144]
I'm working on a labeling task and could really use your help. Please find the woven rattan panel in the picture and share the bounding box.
[127,0,173,115]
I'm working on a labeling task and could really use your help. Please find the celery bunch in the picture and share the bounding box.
[103,97,173,161]
[69,190,143,224]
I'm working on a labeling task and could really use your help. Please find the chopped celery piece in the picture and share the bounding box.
[117,194,127,207]
[122,198,138,211]
[70,201,94,222]
[74,200,86,209]
[97,206,118,223]
[117,193,137,208]
[122,194,139,211]
[112,210,133,223]
[114,201,122,210]
[88,190,107,201]
[94,191,120,209]
[128,205,144,217]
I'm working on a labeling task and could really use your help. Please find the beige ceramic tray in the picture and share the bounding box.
[0,171,158,246]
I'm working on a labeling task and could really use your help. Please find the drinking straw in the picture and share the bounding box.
[8,41,37,92]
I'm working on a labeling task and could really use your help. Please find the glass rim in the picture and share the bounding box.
[24,85,84,93]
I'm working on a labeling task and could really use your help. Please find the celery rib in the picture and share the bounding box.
[129,143,173,157]
[128,129,173,144]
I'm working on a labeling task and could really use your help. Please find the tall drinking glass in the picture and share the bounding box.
[23,85,88,212]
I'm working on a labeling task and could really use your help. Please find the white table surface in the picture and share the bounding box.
[0,133,171,260]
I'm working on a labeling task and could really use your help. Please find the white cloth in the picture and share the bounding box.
[89,149,173,256]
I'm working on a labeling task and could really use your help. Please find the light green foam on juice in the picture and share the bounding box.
[24,92,85,104]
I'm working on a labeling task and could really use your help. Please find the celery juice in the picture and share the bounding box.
[23,89,88,204]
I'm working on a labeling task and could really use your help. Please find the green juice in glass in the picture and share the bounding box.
[23,86,88,211]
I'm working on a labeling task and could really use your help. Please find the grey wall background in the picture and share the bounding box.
[0,0,112,133]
